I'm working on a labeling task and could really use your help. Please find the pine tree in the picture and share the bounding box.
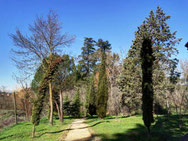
[79,37,97,79]
[141,38,154,135]
[96,39,111,118]
[118,6,181,114]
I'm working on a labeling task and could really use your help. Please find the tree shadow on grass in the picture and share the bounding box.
[86,115,130,120]
[91,115,188,141]
[34,128,71,138]
[94,124,169,141]
[0,135,14,140]
[84,119,110,124]
[85,115,130,124]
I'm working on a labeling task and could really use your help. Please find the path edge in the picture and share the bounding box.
[87,123,102,141]
[58,121,73,141]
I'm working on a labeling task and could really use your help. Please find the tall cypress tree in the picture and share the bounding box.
[79,37,97,79]
[96,39,111,118]
[87,74,97,116]
[141,38,154,135]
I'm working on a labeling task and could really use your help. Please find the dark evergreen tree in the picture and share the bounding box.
[53,54,76,122]
[118,57,142,114]
[79,37,97,79]
[31,65,45,94]
[55,55,76,91]
[63,96,71,116]
[185,42,188,50]
[96,39,111,118]
[88,74,97,116]
[141,38,154,135]
[118,6,181,114]
[72,90,81,117]
[75,64,82,81]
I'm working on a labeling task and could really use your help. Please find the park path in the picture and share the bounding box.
[64,119,92,141]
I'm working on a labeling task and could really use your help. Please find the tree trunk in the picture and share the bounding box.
[32,125,35,137]
[49,82,53,126]
[166,94,170,117]
[54,100,61,120]
[24,99,29,121]
[13,92,17,124]
[59,91,64,122]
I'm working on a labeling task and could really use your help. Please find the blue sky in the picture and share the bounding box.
[0,0,187,91]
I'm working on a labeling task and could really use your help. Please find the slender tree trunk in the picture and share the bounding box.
[179,92,185,129]
[59,91,64,122]
[48,101,50,120]
[54,100,61,120]
[13,92,17,124]
[32,125,35,137]
[24,99,29,121]
[175,105,178,114]
[49,82,53,126]
[166,94,170,117]
[172,93,178,115]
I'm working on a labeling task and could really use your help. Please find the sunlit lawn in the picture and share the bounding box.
[85,115,188,141]
[0,117,73,141]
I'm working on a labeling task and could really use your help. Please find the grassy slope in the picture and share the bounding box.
[0,110,25,130]
[0,117,73,141]
[86,115,188,141]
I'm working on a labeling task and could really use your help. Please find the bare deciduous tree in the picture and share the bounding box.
[14,75,33,121]
[10,10,75,125]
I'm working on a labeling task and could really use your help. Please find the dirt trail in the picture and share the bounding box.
[64,119,92,141]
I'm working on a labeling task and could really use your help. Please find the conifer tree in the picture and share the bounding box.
[88,74,97,116]
[96,39,111,118]
[72,90,81,117]
[31,65,45,94]
[118,6,181,114]
[53,54,76,122]
[63,96,71,116]
[79,37,97,79]
[141,38,154,135]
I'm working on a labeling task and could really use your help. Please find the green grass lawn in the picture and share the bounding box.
[85,115,188,141]
[0,117,73,141]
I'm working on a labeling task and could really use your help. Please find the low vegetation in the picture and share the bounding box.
[0,117,73,141]
[0,110,25,130]
[86,115,188,141]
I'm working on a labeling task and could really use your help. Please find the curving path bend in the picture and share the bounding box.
[64,119,92,141]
